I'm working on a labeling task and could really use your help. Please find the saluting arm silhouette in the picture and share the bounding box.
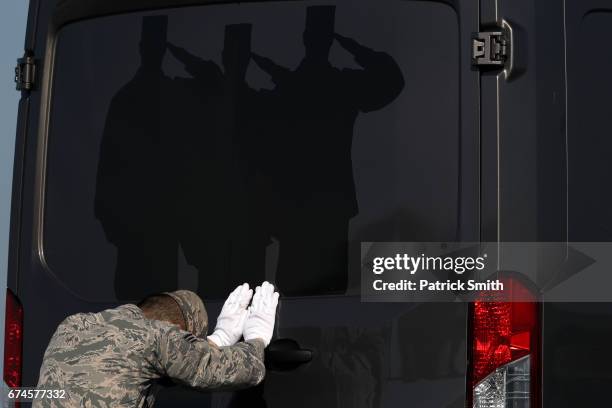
[167,42,224,82]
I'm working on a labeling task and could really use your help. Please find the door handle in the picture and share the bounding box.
[265,338,313,371]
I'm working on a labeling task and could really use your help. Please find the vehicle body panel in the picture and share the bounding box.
[8,0,612,406]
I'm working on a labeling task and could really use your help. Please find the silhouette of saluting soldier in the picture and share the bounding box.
[95,16,179,300]
[252,5,405,295]
[168,24,268,297]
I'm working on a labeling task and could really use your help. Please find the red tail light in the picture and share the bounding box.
[4,288,23,388]
[467,276,541,408]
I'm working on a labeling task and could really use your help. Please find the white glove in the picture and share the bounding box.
[207,283,253,347]
[243,281,279,347]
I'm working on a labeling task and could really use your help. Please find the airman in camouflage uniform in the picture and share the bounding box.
[34,283,279,407]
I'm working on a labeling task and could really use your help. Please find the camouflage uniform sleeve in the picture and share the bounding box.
[154,326,266,390]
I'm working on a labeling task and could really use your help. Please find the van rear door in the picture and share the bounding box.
[13,0,481,406]
[478,0,612,406]
[544,0,612,405]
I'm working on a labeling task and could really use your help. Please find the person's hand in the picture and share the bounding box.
[334,33,369,56]
[167,42,219,78]
[243,281,279,347]
[207,283,253,347]
[251,53,290,86]
[334,33,357,48]
[166,43,191,62]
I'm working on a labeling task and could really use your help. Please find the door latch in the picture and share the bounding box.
[472,20,515,78]
[15,53,36,92]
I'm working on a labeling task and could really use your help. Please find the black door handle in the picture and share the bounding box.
[265,338,313,371]
[267,349,312,364]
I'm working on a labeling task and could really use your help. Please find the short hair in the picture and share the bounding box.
[137,294,186,330]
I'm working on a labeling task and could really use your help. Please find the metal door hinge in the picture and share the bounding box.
[472,20,515,78]
[472,31,507,66]
[15,53,36,91]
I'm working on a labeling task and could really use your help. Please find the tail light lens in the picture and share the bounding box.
[4,288,23,388]
[467,277,541,408]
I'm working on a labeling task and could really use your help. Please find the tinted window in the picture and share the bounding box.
[44,0,460,301]
[568,11,612,241]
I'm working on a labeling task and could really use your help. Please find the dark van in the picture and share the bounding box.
[6,0,612,406]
